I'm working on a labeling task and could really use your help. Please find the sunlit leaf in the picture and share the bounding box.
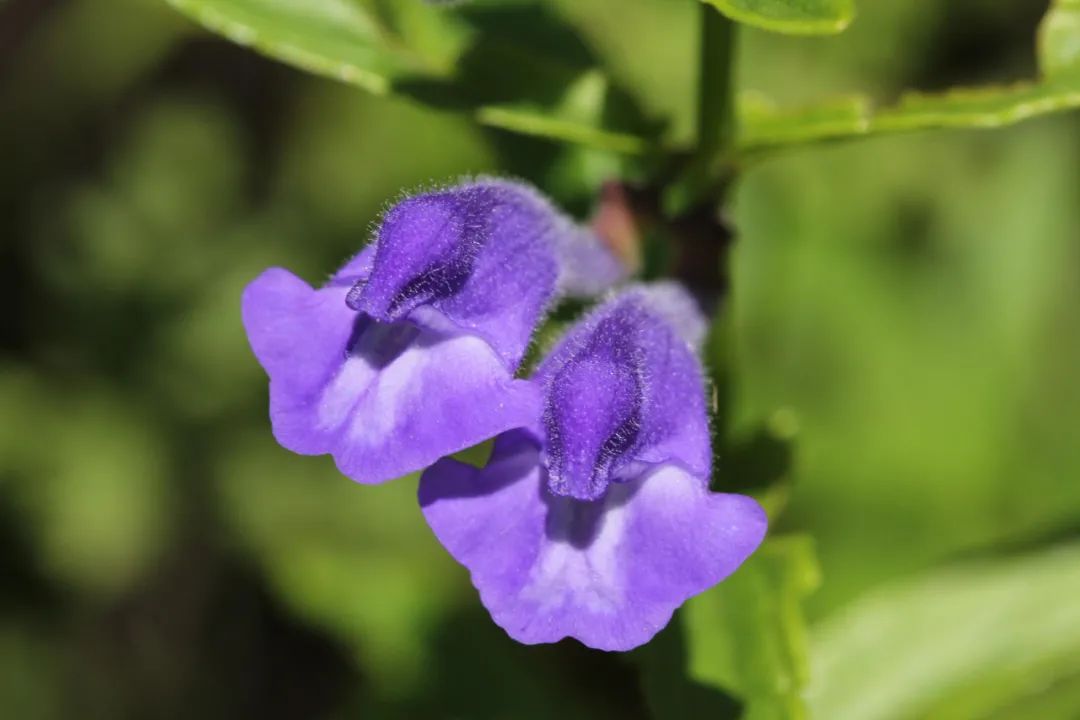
[164,0,434,94]
[809,542,1080,720]
[1040,0,1080,76]
[163,0,657,152]
[700,0,854,35]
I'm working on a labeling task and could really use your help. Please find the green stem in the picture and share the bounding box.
[697,4,737,164]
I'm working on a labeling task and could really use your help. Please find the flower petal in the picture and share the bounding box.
[552,223,626,298]
[419,433,768,651]
[329,245,377,288]
[347,179,563,369]
[242,267,355,455]
[536,284,713,500]
[242,268,540,484]
[631,281,708,350]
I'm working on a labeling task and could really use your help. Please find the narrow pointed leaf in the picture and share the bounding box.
[700,0,854,35]
[737,0,1080,153]
[738,94,871,149]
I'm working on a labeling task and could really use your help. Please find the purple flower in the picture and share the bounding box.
[242,179,621,484]
[419,285,767,651]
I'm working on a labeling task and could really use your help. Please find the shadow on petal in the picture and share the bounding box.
[345,315,421,371]
[540,474,644,551]
[419,430,543,504]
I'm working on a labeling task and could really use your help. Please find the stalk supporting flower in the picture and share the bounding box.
[242,179,621,485]
[419,285,767,651]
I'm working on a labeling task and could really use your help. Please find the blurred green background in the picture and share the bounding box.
[1,0,1078,718]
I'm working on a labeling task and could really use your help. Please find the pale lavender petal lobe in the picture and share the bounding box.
[552,224,626,298]
[242,266,540,484]
[241,268,355,456]
[419,433,767,651]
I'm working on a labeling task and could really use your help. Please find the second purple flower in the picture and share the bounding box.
[420,285,768,651]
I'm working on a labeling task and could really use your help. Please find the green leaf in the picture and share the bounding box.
[980,671,1080,720]
[738,93,872,149]
[738,0,1080,153]
[740,83,1080,154]
[715,409,801,520]
[808,542,1080,720]
[475,70,652,154]
[1040,0,1080,76]
[638,536,821,720]
[870,77,1080,132]
[163,0,657,153]
[701,0,854,35]
[164,0,433,95]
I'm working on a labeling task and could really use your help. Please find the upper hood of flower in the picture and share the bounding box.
[534,283,712,501]
[343,178,624,370]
